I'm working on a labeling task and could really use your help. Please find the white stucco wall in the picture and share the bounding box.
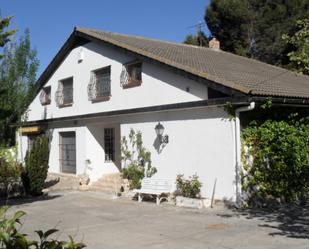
[19,106,236,200]
[85,123,121,182]
[26,41,208,122]
[120,107,236,200]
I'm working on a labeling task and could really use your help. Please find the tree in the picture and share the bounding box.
[183,31,209,47]
[0,29,39,145]
[205,0,309,66]
[0,14,17,57]
[283,19,309,75]
[23,135,50,196]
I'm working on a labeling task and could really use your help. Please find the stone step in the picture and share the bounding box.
[90,173,128,194]
[45,173,80,191]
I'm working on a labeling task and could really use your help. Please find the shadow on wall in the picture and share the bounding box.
[153,136,167,154]
[217,204,309,239]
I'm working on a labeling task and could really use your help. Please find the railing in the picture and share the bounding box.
[88,74,111,101]
[120,66,129,87]
[55,87,73,107]
[39,90,51,105]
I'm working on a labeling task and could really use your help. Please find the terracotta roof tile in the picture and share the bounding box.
[76,27,309,99]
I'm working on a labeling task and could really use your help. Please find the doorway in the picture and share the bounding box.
[59,131,76,174]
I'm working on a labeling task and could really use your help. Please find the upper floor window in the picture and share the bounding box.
[39,86,51,105]
[88,66,111,102]
[120,61,142,89]
[55,77,73,107]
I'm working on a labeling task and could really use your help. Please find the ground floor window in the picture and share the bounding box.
[104,128,115,162]
[27,135,38,151]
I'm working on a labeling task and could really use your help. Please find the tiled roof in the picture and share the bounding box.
[76,27,309,99]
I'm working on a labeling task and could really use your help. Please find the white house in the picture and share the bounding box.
[18,27,309,202]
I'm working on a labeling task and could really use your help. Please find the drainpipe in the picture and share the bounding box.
[234,102,255,207]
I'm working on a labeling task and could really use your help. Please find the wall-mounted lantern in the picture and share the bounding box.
[155,122,169,144]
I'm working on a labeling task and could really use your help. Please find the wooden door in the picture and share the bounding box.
[59,132,76,174]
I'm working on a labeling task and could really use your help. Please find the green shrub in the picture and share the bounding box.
[242,115,309,205]
[0,146,22,197]
[23,135,50,196]
[176,174,202,198]
[121,129,157,189]
[122,163,145,189]
[0,206,86,248]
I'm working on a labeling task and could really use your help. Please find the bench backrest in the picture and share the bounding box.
[141,178,175,193]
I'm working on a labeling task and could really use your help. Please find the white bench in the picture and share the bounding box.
[133,178,175,205]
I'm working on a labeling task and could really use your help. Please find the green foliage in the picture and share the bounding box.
[222,102,236,120]
[0,157,21,196]
[122,163,145,189]
[0,146,22,196]
[176,174,202,199]
[23,135,50,196]
[121,129,157,189]
[283,19,309,75]
[0,29,39,146]
[260,97,272,110]
[0,15,17,57]
[183,31,208,47]
[0,206,86,248]
[205,0,309,67]
[241,115,309,205]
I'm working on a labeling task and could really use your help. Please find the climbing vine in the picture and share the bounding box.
[241,114,309,206]
[121,129,157,189]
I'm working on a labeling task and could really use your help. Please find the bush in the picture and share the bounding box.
[176,174,202,198]
[122,163,145,189]
[242,115,309,206]
[23,135,50,196]
[0,206,86,248]
[121,129,157,189]
[0,147,22,197]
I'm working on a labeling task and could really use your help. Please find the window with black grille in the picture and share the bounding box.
[39,86,51,105]
[104,128,115,162]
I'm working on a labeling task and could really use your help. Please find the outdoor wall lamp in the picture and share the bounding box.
[155,122,169,144]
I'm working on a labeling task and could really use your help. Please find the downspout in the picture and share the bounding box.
[235,102,255,207]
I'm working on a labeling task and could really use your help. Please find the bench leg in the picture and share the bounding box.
[138,193,143,203]
[156,195,160,205]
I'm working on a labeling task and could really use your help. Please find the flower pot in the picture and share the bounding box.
[176,196,211,209]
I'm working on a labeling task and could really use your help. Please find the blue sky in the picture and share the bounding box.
[1,0,210,76]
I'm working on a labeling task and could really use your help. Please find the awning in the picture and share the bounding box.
[19,126,45,135]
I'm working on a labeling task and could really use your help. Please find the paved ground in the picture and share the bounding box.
[2,191,309,249]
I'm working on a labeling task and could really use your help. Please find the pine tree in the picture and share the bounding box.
[205,0,309,67]
[0,14,17,57]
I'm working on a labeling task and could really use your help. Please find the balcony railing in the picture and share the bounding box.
[55,87,73,107]
[88,74,111,101]
[39,90,51,105]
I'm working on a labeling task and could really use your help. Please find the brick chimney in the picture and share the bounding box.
[209,38,220,51]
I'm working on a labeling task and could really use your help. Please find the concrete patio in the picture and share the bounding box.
[2,191,309,249]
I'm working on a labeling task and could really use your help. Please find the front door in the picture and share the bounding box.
[59,132,76,174]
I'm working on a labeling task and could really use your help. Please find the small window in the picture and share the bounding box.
[88,66,111,102]
[120,61,142,88]
[55,77,73,107]
[39,86,51,105]
[27,135,38,151]
[104,128,115,162]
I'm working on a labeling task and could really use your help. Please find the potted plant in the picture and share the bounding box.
[175,174,206,209]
